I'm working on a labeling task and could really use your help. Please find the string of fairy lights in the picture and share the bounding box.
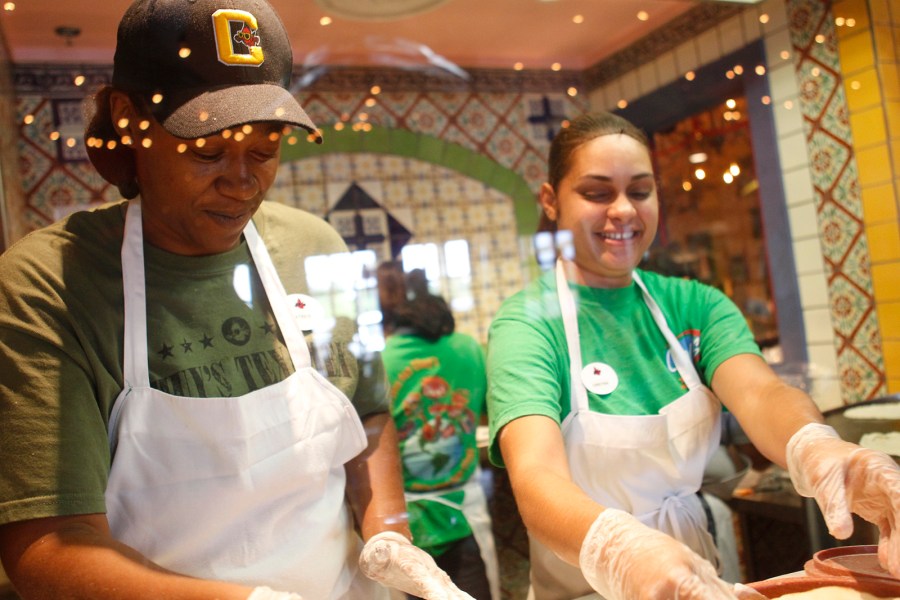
[2,2,863,152]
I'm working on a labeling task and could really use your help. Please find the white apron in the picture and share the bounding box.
[106,201,383,599]
[527,261,723,600]
[402,467,501,600]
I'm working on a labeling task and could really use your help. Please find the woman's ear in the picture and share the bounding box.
[108,91,140,144]
[539,182,558,222]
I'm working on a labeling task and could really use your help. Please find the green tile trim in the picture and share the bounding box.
[279,124,537,235]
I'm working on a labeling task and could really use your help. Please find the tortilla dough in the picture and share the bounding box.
[843,403,900,420]
[777,586,898,600]
[859,431,900,457]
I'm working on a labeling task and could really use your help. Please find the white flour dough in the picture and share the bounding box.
[859,432,900,457]
[843,403,900,420]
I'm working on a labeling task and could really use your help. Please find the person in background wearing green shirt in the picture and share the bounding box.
[379,265,500,600]
[486,111,900,600]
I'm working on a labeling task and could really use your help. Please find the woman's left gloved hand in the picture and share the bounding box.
[787,422,900,576]
[359,531,475,600]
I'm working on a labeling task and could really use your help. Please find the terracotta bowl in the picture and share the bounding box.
[749,575,900,598]
[748,546,900,598]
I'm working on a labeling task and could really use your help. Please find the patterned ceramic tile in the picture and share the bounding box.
[322,153,353,182]
[798,60,838,117]
[841,237,875,293]
[376,92,420,118]
[351,153,381,180]
[831,160,864,219]
[818,201,859,268]
[455,97,499,144]
[407,97,449,137]
[440,124,475,151]
[28,168,94,221]
[852,310,887,369]
[807,129,852,194]
[485,123,527,170]
[789,1,828,50]
[516,148,547,193]
[20,99,58,158]
[295,94,342,127]
[16,137,53,193]
[789,0,885,401]
[429,92,469,116]
[829,274,871,333]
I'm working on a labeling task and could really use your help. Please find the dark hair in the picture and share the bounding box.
[376,261,407,336]
[376,263,455,341]
[548,111,650,191]
[539,111,651,233]
[393,293,455,342]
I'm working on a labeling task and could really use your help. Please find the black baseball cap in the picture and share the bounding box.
[85,0,319,194]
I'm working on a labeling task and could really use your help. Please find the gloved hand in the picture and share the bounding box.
[578,508,736,600]
[246,586,303,600]
[733,583,769,599]
[358,531,475,600]
[786,422,900,576]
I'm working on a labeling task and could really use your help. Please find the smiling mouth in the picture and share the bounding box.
[598,231,640,241]
[206,210,248,225]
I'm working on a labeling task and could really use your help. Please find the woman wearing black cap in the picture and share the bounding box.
[0,1,473,599]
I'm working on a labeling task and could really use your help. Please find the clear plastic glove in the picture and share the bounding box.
[359,531,475,600]
[733,583,769,599]
[246,586,304,600]
[786,422,900,576]
[578,508,736,600]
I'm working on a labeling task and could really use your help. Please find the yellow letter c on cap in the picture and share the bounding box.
[211,9,264,66]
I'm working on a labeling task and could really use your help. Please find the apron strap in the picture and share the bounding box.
[231,218,312,370]
[121,201,150,385]
[555,259,589,413]
[632,272,702,389]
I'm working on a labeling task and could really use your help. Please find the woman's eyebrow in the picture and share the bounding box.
[577,172,654,182]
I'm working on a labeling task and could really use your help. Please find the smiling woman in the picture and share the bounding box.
[484,110,900,600]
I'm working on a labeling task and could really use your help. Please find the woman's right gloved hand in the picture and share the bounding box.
[579,508,737,600]
[247,586,304,600]
[359,531,475,599]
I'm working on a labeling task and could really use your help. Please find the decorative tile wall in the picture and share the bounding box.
[832,0,900,395]
[588,0,892,409]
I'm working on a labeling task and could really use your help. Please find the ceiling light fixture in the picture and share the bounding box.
[54,26,81,46]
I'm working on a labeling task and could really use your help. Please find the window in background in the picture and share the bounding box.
[401,240,474,314]
[646,95,779,349]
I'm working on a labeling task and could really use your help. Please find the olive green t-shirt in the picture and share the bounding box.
[0,199,388,526]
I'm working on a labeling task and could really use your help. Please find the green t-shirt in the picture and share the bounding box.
[486,268,762,466]
[0,199,388,526]
[382,331,486,555]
